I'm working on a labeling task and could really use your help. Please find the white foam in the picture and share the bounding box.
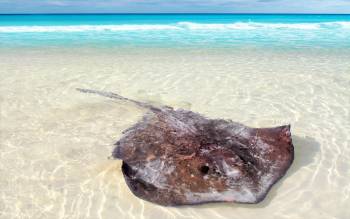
[1,21,350,33]
[0,24,180,33]
[178,21,350,30]
[177,22,257,30]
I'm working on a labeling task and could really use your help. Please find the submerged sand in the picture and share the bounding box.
[0,48,349,219]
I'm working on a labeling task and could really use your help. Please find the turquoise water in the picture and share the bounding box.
[1,14,350,48]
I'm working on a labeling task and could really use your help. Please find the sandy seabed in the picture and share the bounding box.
[0,47,349,219]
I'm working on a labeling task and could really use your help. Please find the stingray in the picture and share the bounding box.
[77,88,294,206]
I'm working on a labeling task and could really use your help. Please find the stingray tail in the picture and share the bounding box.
[76,88,155,109]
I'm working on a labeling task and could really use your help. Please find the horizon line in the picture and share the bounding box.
[1,13,350,15]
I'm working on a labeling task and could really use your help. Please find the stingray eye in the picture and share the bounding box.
[199,165,210,175]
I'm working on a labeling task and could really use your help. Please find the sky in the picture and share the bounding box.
[0,0,350,14]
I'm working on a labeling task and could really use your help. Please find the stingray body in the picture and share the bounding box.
[78,89,294,206]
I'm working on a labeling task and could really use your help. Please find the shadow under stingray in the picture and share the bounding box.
[185,135,320,210]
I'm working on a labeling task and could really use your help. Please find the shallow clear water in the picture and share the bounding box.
[0,14,350,219]
[1,14,350,49]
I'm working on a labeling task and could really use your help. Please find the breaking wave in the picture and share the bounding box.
[1,21,350,32]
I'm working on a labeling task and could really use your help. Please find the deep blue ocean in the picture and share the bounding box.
[0,14,350,49]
